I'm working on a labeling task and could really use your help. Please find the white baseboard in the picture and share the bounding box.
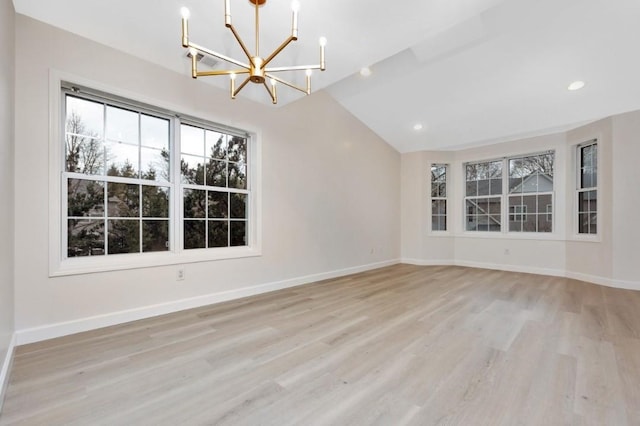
[0,333,16,414]
[565,271,640,291]
[454,260,565,278]
[15,259,400,346]
[401,258,455,266]
[401,258,640,291]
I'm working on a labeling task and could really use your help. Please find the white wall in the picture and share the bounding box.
[13,15,400,339]
[611,111,640,285]
[400,118,639,289]
[0,0,16,409]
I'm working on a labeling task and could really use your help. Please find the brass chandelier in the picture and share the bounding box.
[180,0,326,104]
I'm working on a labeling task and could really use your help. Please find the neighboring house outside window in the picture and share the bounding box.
[430,164,448,231]
[577,141,597,234]
[465,160,502,232]
[507,153,554,233]
[62,86,252,262]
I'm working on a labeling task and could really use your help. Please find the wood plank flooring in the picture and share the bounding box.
[1,264,640,425]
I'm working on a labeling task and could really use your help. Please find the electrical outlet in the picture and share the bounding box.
[177,267,185,281]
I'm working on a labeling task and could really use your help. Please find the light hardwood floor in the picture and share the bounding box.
[1,264,640,425]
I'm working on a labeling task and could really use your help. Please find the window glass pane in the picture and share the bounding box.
[537,194,552,214]
[142,186,169,218]
[578,191,597,213]
[578,213,590,234]
[208,220,228,247]
[184,220,206,249]
[489,178,502,195]
[208,191,229,218]
[107,219,140,254]
[66,96,104,138]
[141,114,169,150]
[466,181,477,197]
[509,216,522,232]
[431,183,439,198]
[537,215,552,233]
[68,179,104,217]
[432,200,446,215]
[65,135,105,175]
[206,159,228,188]
[477,179,490,196]
[438,182,446,198]
[181,124,205,156]
[228,137,247,163]
[522,214,537,232]
[228,164,247,190]
[68,219,105,257]
[230,221,247,246]
[106,106,139,145]
[206,131,227,160]
[184,189,206,218]
[107,183,139,217]
[230,193,247,219]
[489,215,501,231]
[181,154,205,185]
[107,141,139,178]
[142,220,169,252]
[141,147,170,182]
[466,199,477,216]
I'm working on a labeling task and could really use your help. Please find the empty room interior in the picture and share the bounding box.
[1,0,640,424]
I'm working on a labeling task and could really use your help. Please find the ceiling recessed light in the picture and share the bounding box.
[568,81,585,91]
[413,123,423,131]
[360,67,372,77]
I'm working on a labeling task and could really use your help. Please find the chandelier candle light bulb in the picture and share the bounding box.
[179,0,326,104]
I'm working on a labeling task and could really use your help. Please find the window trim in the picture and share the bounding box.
[429,163,449,234]
[574,139,599,239]
[49,71,262,277]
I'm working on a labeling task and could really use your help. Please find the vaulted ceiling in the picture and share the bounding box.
[13,0,640,152]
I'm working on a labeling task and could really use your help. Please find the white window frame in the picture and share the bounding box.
[429,164,448,233]
[462,150,555,236]
[575,140,598,237]
[48,72,262,277]
[463,159,503,233]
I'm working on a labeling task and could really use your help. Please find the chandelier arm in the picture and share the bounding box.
[265,64,322,73]
[261,36,296,69]
[265,73,308,95]
[189,42,250,69]
[195,69,249,77]
[226,24,254,62]
[233,76,252,97]
[262,82,277,104]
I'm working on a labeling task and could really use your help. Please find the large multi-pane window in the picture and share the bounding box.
[63,87,252,259]
[464,152,555,233]
[180,124,248,249]
[465,160,502,232]
[65,93,171,256]
[577,142,597,234]
[507,153,554,233]
[430,164,447,231]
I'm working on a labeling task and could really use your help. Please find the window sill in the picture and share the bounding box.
[427,231,453,237]
[455,232,564,242]
[568,234,601,243]
[50,246,262,277]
